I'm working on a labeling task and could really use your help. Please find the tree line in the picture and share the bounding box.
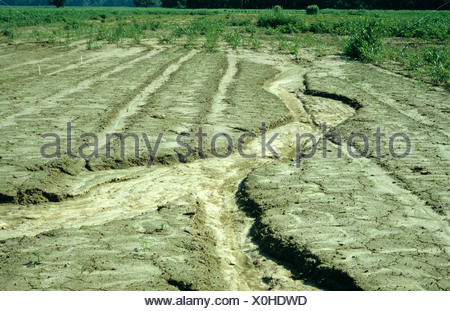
[1,0,136,6]
[162,0,449,10]
[1,0,449,9]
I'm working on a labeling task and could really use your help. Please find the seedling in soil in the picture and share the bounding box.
[155,223,167,232]
[224,30,241,50]
[33,253,42,264]
[253,226,259,235]
[159,34,174,44]
[256,210,266,219]
[24,252,43,267]
[134,240,151,257]
[140,240,151,253]
[240,196,250,202]
[253,225,267,238]
[251,38,261,50]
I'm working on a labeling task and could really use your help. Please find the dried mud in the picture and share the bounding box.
[0,42,448,291]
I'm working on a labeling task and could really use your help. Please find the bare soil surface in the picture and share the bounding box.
[0,41,448,290]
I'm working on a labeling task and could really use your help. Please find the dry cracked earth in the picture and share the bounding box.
[0,40,448,291]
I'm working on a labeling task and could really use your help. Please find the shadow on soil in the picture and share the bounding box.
[236,178,362,291]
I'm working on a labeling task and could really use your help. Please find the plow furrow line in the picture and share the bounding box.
[97,49,198,149]
[0,48,165,130]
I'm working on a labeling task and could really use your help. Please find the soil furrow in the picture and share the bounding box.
[1,42,448,292]
[98,49,198,142]
[0,47,158,128]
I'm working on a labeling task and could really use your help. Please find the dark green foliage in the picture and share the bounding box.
[2,0,450,9]
[306,5,320,15]
[272,5,283,13]
[162,0,187,8]
[162,0,449,10]
[48,0,66,8]
[2,29,15,39]
[133,0,158,7]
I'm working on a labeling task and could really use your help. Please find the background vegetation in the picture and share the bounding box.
[0,6,448,87]
[1,0,449,9]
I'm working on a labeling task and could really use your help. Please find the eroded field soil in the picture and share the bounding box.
[0,40,448,290]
